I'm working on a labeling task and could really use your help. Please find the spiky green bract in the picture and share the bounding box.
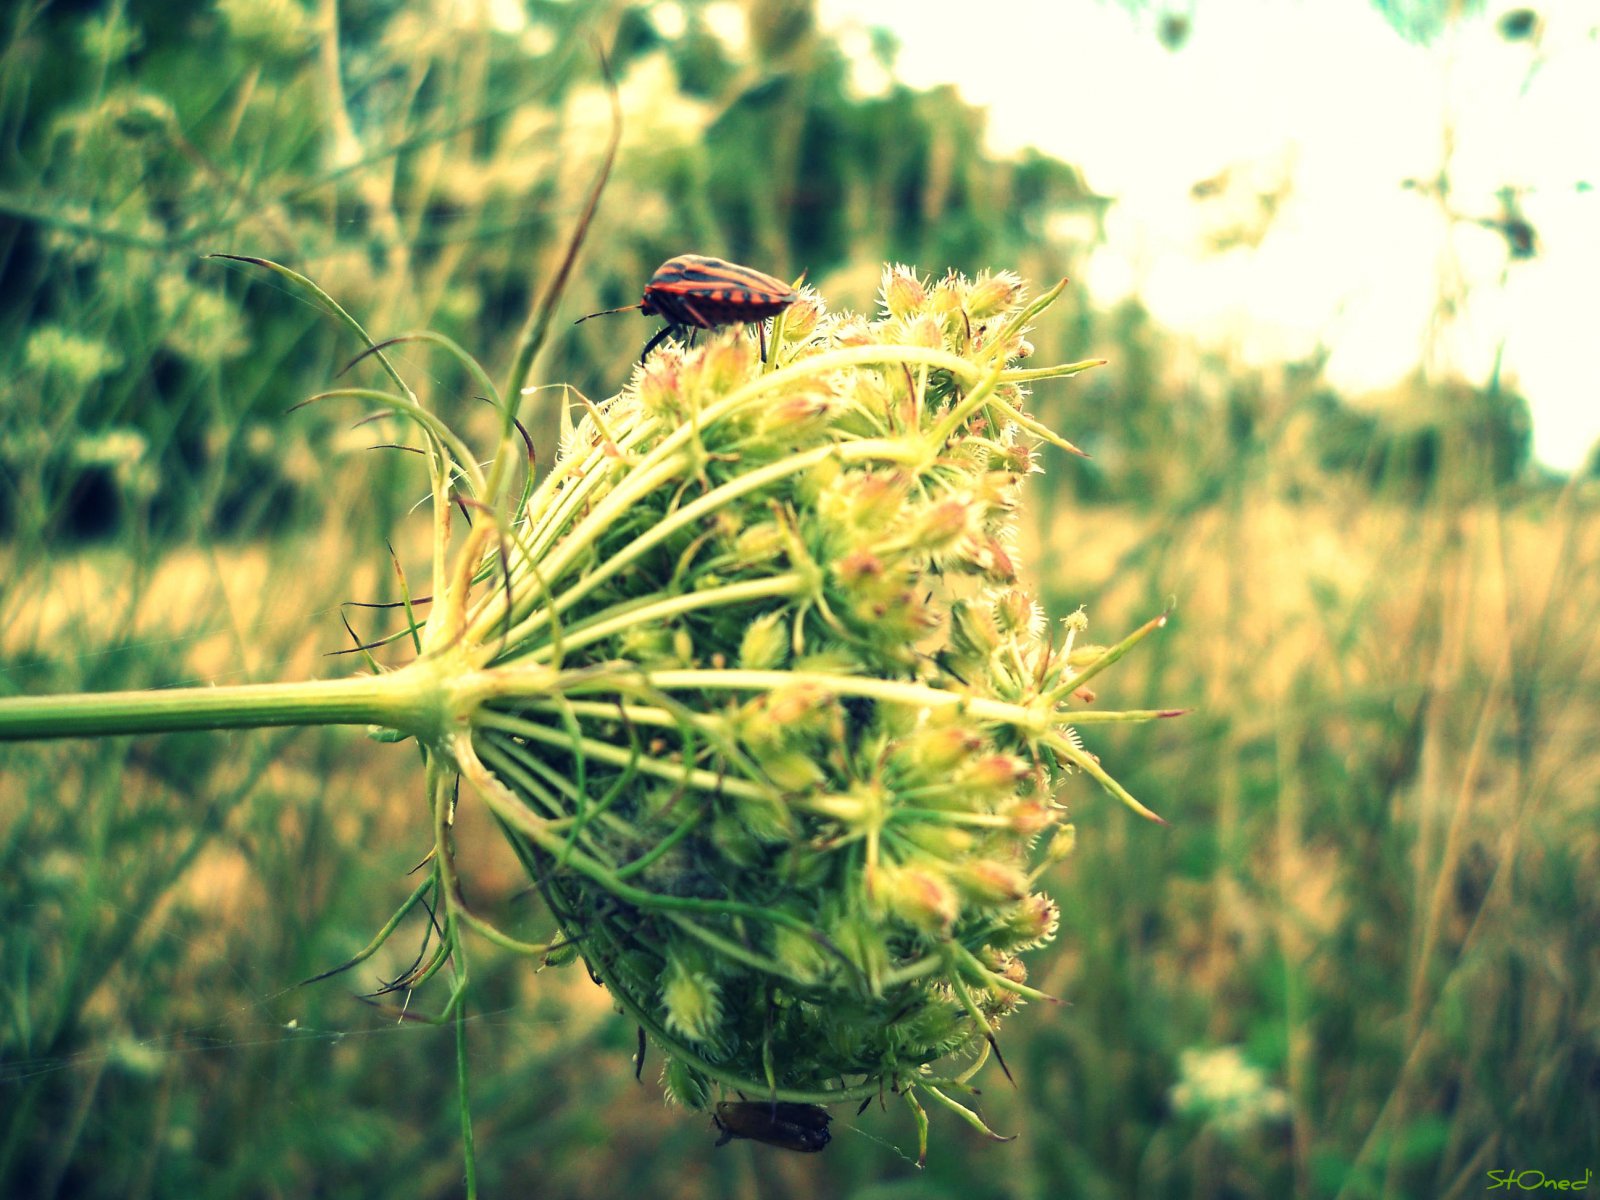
[439,265,1148,1121]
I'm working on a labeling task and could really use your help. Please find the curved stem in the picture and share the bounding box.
[479,347,976,646]
[615,667,1049,734]
[474,436,921,652]
[520,574,805,664]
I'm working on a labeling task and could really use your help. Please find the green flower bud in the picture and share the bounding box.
[876,862,959,936]
[739,610,790,670]
[617,623,675,662]
[1041,822,1078,865]
[827,469,913,536]
[979,535,1018,583]
[802,781,884,827]
[542,940,580,968]
[952,858,1029,904]
[829,911,891,992]
[661,958,723,1047]
[782,292,824,341]
[928,277,964,321]
[636,355,686,417]
[672,626,695,665]
[833,547,885,587]
[1006,799,1059,837]
[881,264,927,319]
[949,598,1002,661]
[756,390,839,441]
[1066,643,1109,668]
[661,1056,712,1110]
[832,315,873,346]
[999,892,1060,950]
[906,314,946,349]
[750,745,826,793]
[995,441,1035,476]
[895,821,976,859]
[698,335,756,393]
[732,520,786,566]
[983,954,1028,1014]
[957,753,1032,802]
[891,999,965,1054]
[770,923,832,987]
[966,271,1024,320]
[909,497,976,554]
[994,589,1043,637]
[903,722,985,774]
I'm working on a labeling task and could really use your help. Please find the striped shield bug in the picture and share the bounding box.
[576,254,797,362]
[712,1100,832,1152]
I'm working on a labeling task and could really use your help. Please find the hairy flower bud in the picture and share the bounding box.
[995,441,1035,476]
[928,277,964,322]
[1006,799,1058,837]
[979,535,1018,583]
[903,722,986,774]
[732,520,785,565]
[1000,893,1061,949]
[662,1055,713,1109]
[966,271,1024,320]
[1040,822,1078,865]
[661,958,723,1047]
[952,859,1030,904]
[910,497,976,554]
[958,753,1033,802]
[881,264,927,319]
[636,351,679,411]
[949,598,1001,660]
[995,589,1044,637]
[877,862,960,936]
[906,314,946,350]
[770,922,832,987]
[739,609,790,670]
[756,390,838,440]
[782,291,824,341]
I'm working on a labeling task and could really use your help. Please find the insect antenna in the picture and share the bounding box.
[574,303,645,324]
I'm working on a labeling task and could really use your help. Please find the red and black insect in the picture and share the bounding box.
[712,1100,832,1153]
[576,254,797,361]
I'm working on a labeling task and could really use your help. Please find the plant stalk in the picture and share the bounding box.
[0,664,441,742]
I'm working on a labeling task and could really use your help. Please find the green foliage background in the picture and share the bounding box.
[2,1,1595,1197]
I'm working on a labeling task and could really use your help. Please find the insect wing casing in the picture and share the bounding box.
[642,255,796,330]
[712,1101,832,1152]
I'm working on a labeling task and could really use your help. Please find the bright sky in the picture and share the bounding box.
[815,0,1600,472]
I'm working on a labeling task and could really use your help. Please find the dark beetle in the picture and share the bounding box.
[712,1101,832,1152]
[576,254,797,361]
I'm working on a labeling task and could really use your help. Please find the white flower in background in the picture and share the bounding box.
[1170,1045,1291,1136]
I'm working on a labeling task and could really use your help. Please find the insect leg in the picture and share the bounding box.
[678,298,714,329]
[640,324,677,362]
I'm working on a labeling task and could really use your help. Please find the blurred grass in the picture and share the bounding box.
[3,1,1597,1197]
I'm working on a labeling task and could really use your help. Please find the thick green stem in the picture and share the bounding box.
[0,664,442,742]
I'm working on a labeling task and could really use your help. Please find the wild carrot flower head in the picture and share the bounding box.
[424,264,1163,1136]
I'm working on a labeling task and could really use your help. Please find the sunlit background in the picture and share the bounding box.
[837,0,1599,471]
[2,1,1596,1197]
